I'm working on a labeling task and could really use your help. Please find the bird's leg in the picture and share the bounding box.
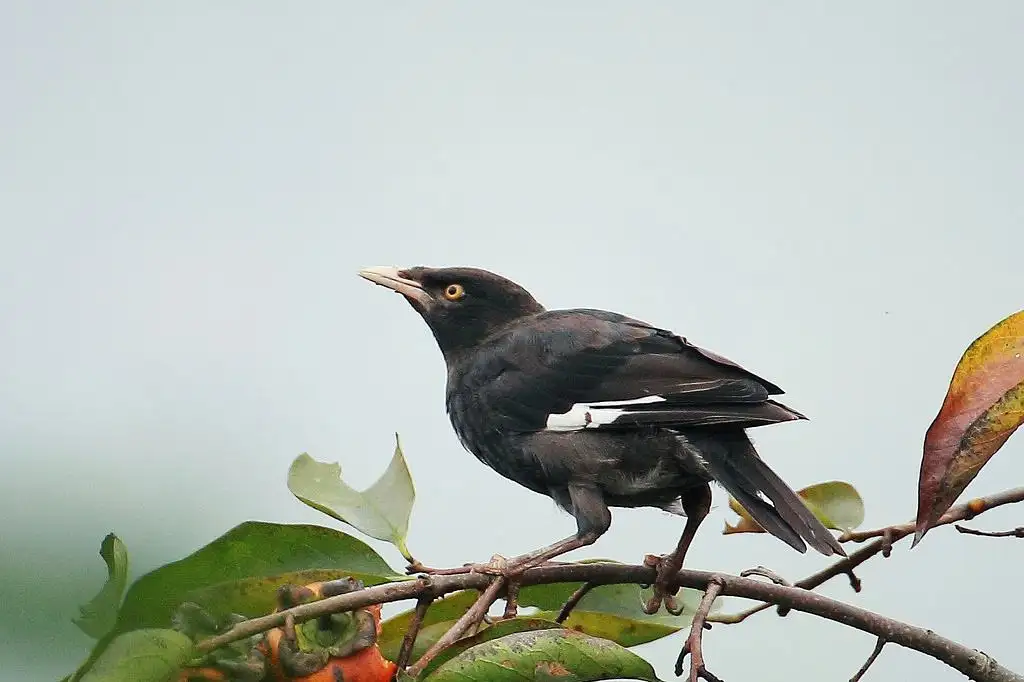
[494,532,599,575]
[405,550,574,577]
[493,483,609,576]
[408,532,597,580]
[408,486,607,579]
[643,483,712,615]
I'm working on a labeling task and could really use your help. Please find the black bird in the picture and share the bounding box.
[359,265,844,611]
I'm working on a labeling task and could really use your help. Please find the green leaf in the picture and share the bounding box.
[418,618,561,679]
[184,568,395,622]
[74,534,130,639]
[421,628,662,681]
[725,480,864,534]
[799,481,865,531]
[380,591,565,664]
[519,566,702,647]
[288,434,416,560]
[115,521,402,633]
[77,629,193,682]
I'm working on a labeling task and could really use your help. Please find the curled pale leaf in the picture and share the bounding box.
[74,534,130,639]
[288,434,416,560]
[915,310,1024,544]
[725,481,864,534]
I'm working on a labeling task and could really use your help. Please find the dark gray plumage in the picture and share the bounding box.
[359,265,843,610]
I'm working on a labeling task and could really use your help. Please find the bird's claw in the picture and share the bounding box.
[664,593,688,616]
[405,554,545,578]
[640,554,684,615]
[471,554,510,576]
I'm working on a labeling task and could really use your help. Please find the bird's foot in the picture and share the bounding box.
[472,554,511,576]
[641,554,687,615]
[474,554,559,578]
[405,555,515,577]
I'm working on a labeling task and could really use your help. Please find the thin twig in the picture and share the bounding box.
[502,580,521,619]
[555,582,596,623]
[406,577,506,677]
[395,595,432,671]
[711,487,1024,625]
[955,525,1024,538]
[710,538,885,624]
[675,576,725,682]
[840,488,1024,543]
[850,637,886,682]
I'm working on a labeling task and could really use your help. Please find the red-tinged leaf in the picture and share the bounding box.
[915,310,1024,544]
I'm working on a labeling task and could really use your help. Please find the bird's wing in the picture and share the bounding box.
[454,308,842,558]
[463,309,804,433]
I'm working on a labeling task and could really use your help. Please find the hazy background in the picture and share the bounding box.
[2,3,1022,680]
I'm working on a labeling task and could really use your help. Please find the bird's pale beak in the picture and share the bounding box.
[358,266,432,307]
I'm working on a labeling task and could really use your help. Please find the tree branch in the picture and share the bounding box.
[712,487,1024,625]
[955,525,1024,538]
[841,487,1024,543]
[197,562,1020,682]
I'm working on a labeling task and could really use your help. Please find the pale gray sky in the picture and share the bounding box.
[2,3,1022,680]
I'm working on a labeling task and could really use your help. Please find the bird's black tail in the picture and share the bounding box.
[693,430,845,557]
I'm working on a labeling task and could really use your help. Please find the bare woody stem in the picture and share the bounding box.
[675,576,725,682]
[712,487,1024,625]
[850,637,886,682]
[840,487,1024,543]
[955,525,1024,538]
[395,595,433,671]
[197,563,1020,682]
[406,577,506,677]
[555,582,596,623]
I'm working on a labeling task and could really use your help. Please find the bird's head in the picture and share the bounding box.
[359,266,545,358]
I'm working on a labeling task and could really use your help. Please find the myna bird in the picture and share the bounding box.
[359,265,843,612]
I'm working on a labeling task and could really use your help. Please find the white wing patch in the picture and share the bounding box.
[544,395,666,432]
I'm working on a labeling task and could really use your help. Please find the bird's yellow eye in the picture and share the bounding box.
[443,283,465,301]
